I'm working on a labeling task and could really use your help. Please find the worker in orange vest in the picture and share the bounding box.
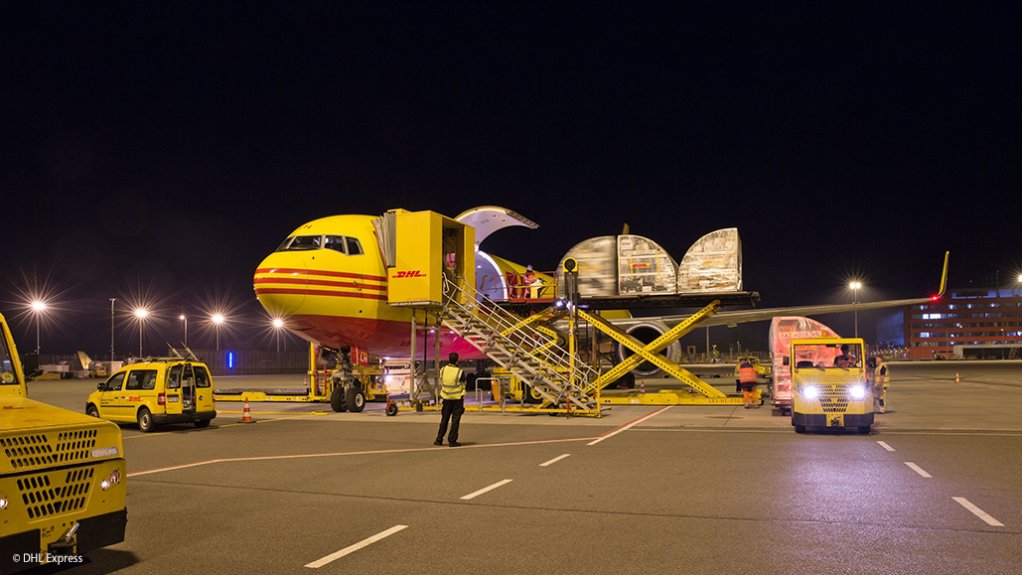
[875,357,890,413]
[738,359,758,408]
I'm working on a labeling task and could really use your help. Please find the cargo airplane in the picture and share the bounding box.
[254,206,948,372]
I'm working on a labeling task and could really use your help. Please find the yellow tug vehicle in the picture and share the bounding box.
[0,312,127,573]
[790,337,874,434]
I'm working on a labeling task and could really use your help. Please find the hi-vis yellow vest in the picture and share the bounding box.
[440,364,465,400]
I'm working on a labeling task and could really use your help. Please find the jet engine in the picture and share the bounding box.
[615,320,681,377]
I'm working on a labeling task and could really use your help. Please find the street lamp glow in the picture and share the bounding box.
[133,307,150,357]
[271,317,285,352]
[29,299,49,353]
[179,314,188,347]
[848,281,863,338]
[211,313,226,350]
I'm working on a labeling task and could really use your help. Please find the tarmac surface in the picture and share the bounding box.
[15,361,1022,574]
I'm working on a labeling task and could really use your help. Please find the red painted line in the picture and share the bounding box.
[255,267,388,282]
[254,277,387,291]
[255,288,388,301]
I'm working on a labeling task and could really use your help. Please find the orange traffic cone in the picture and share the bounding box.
[242,398,254,423]
[954,373,960,385]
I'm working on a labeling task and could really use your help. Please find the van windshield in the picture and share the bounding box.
[0,334,15,385]
[792,343,863,369]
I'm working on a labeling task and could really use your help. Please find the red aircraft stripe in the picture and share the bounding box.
[255,287,388,301]
[254,268,388,282]
[253,277,387,291]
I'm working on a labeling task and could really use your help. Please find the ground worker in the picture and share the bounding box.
[522,265,537,298]
[834,344,855,367]
[875,357,890,413]
[435,352,466,447]
[738,358,758,408]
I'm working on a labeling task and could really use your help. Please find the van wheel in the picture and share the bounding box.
[330,388,347,412]
[137,408,155,433]
[346,387,365,412]
[194,419,211,428]
[86,404,99,418]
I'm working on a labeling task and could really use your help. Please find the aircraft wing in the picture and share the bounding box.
[645,296,938,330]
[602,251,950,331]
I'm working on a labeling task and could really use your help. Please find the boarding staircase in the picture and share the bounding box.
[441,277,600,410]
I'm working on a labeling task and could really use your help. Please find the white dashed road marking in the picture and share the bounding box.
[953,497,1005,527]
[539,454,571,467]
[461,479,513,500]
[904,462,932,478]
[305,525,408,568]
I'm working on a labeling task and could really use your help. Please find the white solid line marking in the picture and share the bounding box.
[305,525,408,568]
[952,497,1005,527]
[128,436,594,478]
[904,462,932,478]
[876,441,896,452]
[539,454,571,467]
[588,405,673,446]
[460,479,513,500]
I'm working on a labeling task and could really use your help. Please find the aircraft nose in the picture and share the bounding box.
[254,252,308,316]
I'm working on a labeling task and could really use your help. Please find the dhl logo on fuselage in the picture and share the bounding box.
[393,270,427,278]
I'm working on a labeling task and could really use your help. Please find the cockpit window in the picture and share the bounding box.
[277,235,322,251]
[324,235,346,253]
[276,234,362,254]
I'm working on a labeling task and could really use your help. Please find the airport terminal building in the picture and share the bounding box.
[877,287,1022,359]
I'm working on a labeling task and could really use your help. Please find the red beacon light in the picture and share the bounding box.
[930,294,941,302]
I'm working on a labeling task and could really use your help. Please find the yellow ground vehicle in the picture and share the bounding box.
[87,358,217,432]
[0,313,127,572]
[732,355,771,386]
[790,337,874,434]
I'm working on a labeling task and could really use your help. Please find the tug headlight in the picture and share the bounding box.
[802,385,820,400]
[849,384,866,400]
[101,469,122,491]
[0,494,8,510]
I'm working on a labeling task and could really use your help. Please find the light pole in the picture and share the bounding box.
[30,300,47,354]
[211,314,225,351]
[272,318,284,352]
[179,314,188,347]
[134,307,149,358]
[849,281,863,338]
[110,298,116,361]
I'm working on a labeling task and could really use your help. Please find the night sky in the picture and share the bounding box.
[2,2,1020,356]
